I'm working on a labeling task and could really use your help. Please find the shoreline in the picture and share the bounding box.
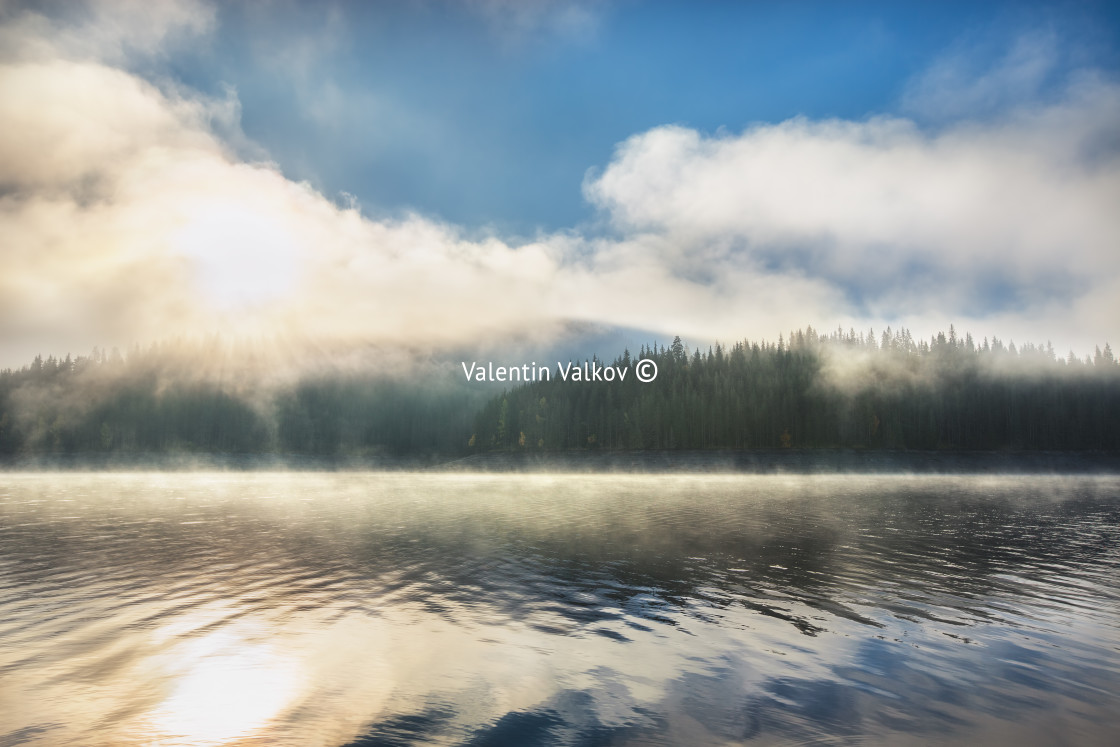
[2,449,1119,474]
[435,449,1120,474]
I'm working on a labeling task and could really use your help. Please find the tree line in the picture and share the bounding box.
[2,326,1118,459]
[470,326,1120,453]
[0,345,482,458]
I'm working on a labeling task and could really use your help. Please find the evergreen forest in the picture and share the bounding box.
[1,326,1118,461]
[470,327,1120,453]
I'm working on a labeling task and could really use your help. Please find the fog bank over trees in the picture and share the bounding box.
[1,326,1118,461]
[0,341,484,460]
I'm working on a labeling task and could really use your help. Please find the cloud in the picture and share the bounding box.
[0,0,215,64]
[0,7,1117,369]
[0,0,833,368]
[901,31,1063,121]
[0,55,570,363]
[0,60,226,190]
[583,69,1120,350]
[461,0,603,45]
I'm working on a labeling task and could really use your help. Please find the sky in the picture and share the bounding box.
[1,0,1119,367]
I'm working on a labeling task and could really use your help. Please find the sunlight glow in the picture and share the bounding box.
[172,203,299,308]
[151,633,301,746]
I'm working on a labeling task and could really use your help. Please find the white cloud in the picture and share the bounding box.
[0,56,569,362]
[583,73,1120,350]
[0,60,225,189]
[586,97,1120,271]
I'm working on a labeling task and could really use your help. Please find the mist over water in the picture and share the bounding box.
[1,473,1118,746]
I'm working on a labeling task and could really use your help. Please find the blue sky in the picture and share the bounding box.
[1,0,1119,365]
[152,0,1120,234]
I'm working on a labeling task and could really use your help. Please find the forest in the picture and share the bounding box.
[0,344,482,460]
[1,326,1118,460]
[470,326,1120,454]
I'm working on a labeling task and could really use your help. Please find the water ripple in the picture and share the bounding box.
[0,473,1118,745]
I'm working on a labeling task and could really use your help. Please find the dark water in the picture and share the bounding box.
[1,474,1118,746]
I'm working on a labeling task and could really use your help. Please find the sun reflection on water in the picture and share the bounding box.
[148,631,302,746]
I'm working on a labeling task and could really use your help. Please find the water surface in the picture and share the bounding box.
[1,473,1118,746]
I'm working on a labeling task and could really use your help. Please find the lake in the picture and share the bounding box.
[1,473,1118,746]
